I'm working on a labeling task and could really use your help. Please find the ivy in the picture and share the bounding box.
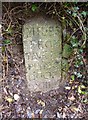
[63,44,72,58]
[71,75,75,81]
[3,39,11,45]
[31,4,37,12]
[81,11,87,17]
[2,2,87,96]
[70,36,79,48]
[78,85,88,95]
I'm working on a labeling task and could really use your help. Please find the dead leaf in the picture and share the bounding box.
[65,86,71,90]
[3,88,8,95]
[39,110,43,118]
[69,80,73,84]
[62,112,66,118]
[68,95,75,101]
[14,94,20,101]
[0,105,9,112]
[31,111,35,118]
[3,56,7,63]
[37,100,45,107]
[70,106,79,112]
[5,96,13,103]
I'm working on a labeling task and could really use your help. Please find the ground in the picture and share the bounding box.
[0,43,88,119]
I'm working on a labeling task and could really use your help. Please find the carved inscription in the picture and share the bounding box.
[23,17,62,92]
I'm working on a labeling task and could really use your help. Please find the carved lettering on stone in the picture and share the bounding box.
[23,17,62,92]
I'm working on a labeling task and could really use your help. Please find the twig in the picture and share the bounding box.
[71,7,86,47]
[53,3,63,22]
[67,28,80,42]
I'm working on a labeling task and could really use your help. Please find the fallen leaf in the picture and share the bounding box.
[3,56,7,63]
[14,94,20,101]
[78,85,87,94]
[65,86,71,90]
[70,106,79,112]
[62,112,66,118]
[0,105,9,112]
[69,80,73,84]
[31,111,35,118]
[40,109,43,114]
[3,88,8,95]
[72,85,78,89]
[68,95,75,101]
[39,110,43,118]
[35,109,40,114]
[37,100,45,107]
[57,112,61,118]
[5,96,13,103]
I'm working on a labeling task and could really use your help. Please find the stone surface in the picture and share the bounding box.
[23,16,63,93]
[0,24,2,79]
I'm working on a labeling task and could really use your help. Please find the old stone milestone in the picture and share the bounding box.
[23,16,63,93]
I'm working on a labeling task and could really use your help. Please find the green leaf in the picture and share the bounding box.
[77,72,82,78]
[3,39,11,45]
[63,44,72,58]
[71,75,75,80]
[70,36,79,48]
[6,27,13,35]
[2,46,5,52]
[81,91,88,95]
[73,7,79,11]
[74,60,83,68]
[67,10,71,14]
[62,59,69,71]
[78,48,83,53]
[72,12,77,17]
[31,4,37,12]
[64,3,71,7]
[81,11,87,17]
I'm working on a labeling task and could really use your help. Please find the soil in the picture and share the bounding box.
[0,43,88,119]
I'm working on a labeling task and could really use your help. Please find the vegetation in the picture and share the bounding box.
[1,2,88,119]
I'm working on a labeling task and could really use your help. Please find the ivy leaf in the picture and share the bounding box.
[6,27,13,35]
[62,59,69,71]
[2,46,5,52]
[71,75,75,80]
[3,39,11,45]
[77,72,82,78]
[73,7,79,11]
[81,11,87,17]
[67,10,71,14]
[72,12,77,17]
[63,44,72,58]
[31,4,37,12]
[74,60,83,68]
[70,36,79,48]
[64,3,71,7]
[78,48,83,53]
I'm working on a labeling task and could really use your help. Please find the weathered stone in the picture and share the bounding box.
[23,16,64,93]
